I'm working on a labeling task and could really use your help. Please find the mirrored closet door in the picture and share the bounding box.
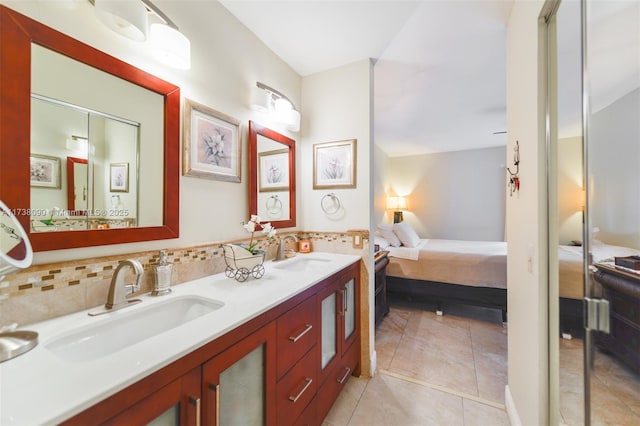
[548,0,640,424]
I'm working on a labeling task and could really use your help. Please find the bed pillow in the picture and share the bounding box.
[377,224,402,247]
[374,235,391,251]
[393,221,421,248]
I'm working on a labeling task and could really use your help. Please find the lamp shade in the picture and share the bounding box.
[150,23,191,70]
[95,0,148,42]
[386,196,407,210]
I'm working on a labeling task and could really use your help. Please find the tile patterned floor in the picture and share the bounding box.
[323,303,510,426]
[559,337,640,426]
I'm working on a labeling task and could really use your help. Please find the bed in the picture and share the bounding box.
[384,237,640,333]
[556,242,640,336]
[385,239,508,321]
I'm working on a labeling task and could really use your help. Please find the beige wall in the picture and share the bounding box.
[299,58,374,374]
[373,145,391,227]
[299,59,373,233]
[558,136,583,245]
[383,147,506,241]
[505,1,549,425]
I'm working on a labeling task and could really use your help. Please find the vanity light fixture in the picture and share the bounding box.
[92,0,191,70]
[94,0,148,42]
[65,135,89,156]
[251,82,301,132]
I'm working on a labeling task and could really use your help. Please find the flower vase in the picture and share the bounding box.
[223,244,265,282]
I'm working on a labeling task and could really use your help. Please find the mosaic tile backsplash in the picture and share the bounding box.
[0,231,369,326]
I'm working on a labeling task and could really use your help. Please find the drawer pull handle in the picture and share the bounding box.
[289,324,313,342]
[188,396,201,426]
[288,377,313,402]
[337,367,351,384]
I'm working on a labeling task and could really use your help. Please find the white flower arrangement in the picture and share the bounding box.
[242,215,277,254]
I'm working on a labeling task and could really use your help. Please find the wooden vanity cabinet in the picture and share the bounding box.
[202,322,277,425]
[316,263,361,421]
[101,366,201,426]
[62,260,360,426]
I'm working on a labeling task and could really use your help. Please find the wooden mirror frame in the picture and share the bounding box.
[248,121,296,229]
[0,6,180,251]
[66,156,89,215]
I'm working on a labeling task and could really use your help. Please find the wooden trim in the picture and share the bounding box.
[0,5,180,251]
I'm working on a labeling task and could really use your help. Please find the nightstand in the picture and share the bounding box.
[374,250,390,327]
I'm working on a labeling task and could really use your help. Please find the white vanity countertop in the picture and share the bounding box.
[0,252,360,425]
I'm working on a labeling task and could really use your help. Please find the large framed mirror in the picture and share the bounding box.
[248,121,296,229]
[0,6,180,251]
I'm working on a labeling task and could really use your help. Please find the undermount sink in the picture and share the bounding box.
[273,254,332,272]
[46,296,224,363]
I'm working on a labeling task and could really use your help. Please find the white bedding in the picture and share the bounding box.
[387,239,508,289]
[557,242,640,299]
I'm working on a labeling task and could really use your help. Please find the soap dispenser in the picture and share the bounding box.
[152,250,172,296]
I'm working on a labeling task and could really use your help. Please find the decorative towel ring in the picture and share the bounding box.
[321,193,341,215]
[266,195,283,216]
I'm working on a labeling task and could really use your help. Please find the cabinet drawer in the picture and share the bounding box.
[293,395,317,426]
[277,295,318,379]
[611,293,640,326]
[277,349,317,426]
[316,343,359,422]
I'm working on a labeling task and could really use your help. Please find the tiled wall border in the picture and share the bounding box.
[0,231,369,326]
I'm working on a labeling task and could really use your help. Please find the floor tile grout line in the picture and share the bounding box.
[468,322,482,401]
[377,368,507,411]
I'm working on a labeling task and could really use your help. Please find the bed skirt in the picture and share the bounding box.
[387,276,507,321]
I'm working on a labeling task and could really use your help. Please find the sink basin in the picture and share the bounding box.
[46,296,224,362]
[273,255,332,272]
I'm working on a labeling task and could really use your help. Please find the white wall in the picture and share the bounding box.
[2,0,301,264]
[505,1,549,425]
[590,88,640,249]
[384,147,506,241]
[299,59,372,232]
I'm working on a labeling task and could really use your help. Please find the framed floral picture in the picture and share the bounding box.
[183,98,241,182]
[30,154,61,189]
[313,139,357,189]
[109,163,129,192]
[259,148,289,192]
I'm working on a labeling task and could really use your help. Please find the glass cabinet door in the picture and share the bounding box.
[321,292,337,370]
[202,324,276,425]
[344,278,356,342]
[219,345,264,425]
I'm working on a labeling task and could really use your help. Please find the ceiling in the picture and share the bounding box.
[220,0,514,157]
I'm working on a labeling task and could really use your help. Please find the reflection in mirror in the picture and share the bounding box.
[549,1,640,424]
[0,5,180,251]
[0,201,32,275]
[248,121,296,229]
[30,95,140,232]
[67,156,88,213]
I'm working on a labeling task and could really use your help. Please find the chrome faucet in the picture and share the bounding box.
[89,259,144,316]
[275,235,298,261]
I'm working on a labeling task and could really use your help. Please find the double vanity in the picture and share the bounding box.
[0,252,361,425]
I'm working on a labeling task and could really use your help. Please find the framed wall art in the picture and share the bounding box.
[183,98,241,182]
[30,154,61,189]
[313,139,357,189]
[258,148,289,192]
[109,163,129,192]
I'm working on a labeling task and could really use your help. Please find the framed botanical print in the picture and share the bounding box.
[30,154,61,189]
[110,163,129,192]
[258,148,289,192]
[183,98,241,182]
[313,139,357,189]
